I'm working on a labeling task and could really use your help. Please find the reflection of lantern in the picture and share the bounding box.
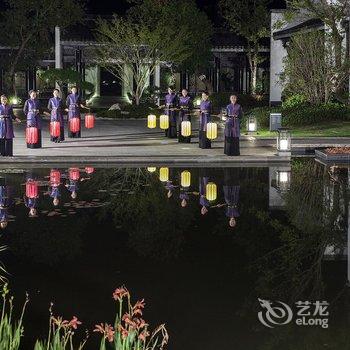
[50,121,60,137]
[26,181,38,199]
[50,169,61,186]
[181,170,191,188]
[147,167,157,173]
[26,127,38,144]
[247,116,257,133]
[276,170,291,193]
[206,182,217,201]
[69,168,80,181]
[277,128,292,155]
[69,118,80,133]
[85,114,95,129]
[206,123,217,140]
[147,115,157,129]
[181,121,191,137]
[159,167,169,182]
[159,115,169,130]
[85,167,95,174]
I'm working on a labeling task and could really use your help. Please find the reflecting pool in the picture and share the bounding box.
[0,161,349,349]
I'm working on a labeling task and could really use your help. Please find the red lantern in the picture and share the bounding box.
[26,127,38,144]
[69,118,80,133]
[26,181,38,199]
[50,169,61,186]
[69,168,80,181]
[50,121,60,137]
[85,114,95,129]
[85,167,94,174]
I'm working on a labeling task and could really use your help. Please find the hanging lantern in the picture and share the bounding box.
[159,167,169,182]
[181,121,191,137]
[69,118,81,133]
[247,116,257,133]
[85,167,95,174]
[277,128,292,156]
[69,168,80,181]
[26,127,38,144]
[85,114,95,129]
[206,122,217,140]
[26,180,38,199]
[50,169,61,186]
[206,182,217,201]
[181,170,191,188]
[50,121,61,138]
[159,114,169,130]
[147,167,157,173]
[147,114,157,129]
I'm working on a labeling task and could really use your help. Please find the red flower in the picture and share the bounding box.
[132,299,145,316]
[69,316,82,329]
[94,323,115,343]
[138,330,150,342]
[118,325,129,339]
[112,287,129,301]
[122,313,137,329]
[135,318,148,330]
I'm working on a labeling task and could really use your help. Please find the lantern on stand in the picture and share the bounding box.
[159,167,169,182]
[181,121,191,137]
[50,169,61,186]
[69,118,80,133]
[206,123,217,140]
[147,114,157,129]
[181,170,191,188]
[277,128,292,157]
[69,168,80,181]
[85,113,95,129]
[247,116,257,133]
[50,121,60,138]
[159,114,169,130]
[276,169,291,193]
[147,167,157,173]
[206,182,217,202]
[26,127,38,144]
[85,167,95,174]
[26,180,38,199]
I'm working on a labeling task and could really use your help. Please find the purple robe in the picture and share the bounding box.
[179,188,189,201]
[178,96,192,122]
[48,97,64,124]
[0,104,16,139]
[199,176,210,207]
[223,185,240,218]
[49,186,60,198]
[24,98,41,129]
[165,93,177,124]
[67,179,78,193]
[225,103,242,138]
[25,197,37,209]
[66,94,81,120]
[199,100,211,131]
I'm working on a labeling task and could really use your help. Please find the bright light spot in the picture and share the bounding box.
[279,171,289,183]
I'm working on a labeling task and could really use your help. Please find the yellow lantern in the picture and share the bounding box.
[159,114,169,130]
[159,167,169,182]
[147,167,156,173]
[181,170,191,188]
[147,114,156,129]
[181,121,191,137]
[206,182,217,201]
[206,122,217,140]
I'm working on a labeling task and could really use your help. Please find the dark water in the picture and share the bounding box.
[0,161,349,349]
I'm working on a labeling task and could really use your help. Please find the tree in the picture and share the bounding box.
[0,0,84,95]
[220,0,270,95]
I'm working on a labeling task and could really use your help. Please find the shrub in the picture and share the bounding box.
[282,94,307,109]
[210,92,268,111]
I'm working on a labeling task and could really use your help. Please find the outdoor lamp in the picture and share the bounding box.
[206,182,217,201]
[247,116,257,133]
[181,170,191,188]
[159,114,169,130]
[159,167,169,182]
[10,96,19,105]
[147,167,157,173]
[206,122,218,140]
[147,114,157,129]
[195,98,201,107]
[181,121,191,137]
[276,170,291,193]
[277,128,292,156]
[221,108,227,121]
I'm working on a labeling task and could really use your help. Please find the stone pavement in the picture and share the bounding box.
[0,119,348,165]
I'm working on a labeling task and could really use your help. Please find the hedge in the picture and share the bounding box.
[210,92,268,111]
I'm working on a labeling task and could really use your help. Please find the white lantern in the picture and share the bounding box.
[247,116,257,133]
[159,167,169,182]
[147,114,156,129]
[181,121,191,137]
[277,128,292,156]
[181,170,191,188]
[206,122,217,140]
[206,182,217,201]
[147,167,157,173]
[159,114,169,130]
[276,170,291,193]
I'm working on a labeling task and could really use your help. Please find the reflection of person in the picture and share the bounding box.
[224,95,242,156]
[178,89,192,143]
[0,180,13,229]
[23,90,42,149]
[199,92,211,149]
[47,88,65,143]
[0,95,21,156]
[165,180,177,199]
[164,87,178,138]
[24,172,39,217]
[222,168,240,228]
[179,187,190,207]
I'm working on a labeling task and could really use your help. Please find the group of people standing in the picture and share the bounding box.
[0,87,87,156]
[162,87,243,156]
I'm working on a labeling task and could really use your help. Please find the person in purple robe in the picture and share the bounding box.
[199,172,210,215]
[222,168,240,228]
[199,92,212,149]
[23,90,42,149]
[224,95,243,156]
[164,87,178,138]
[0,95,21,156]
[47,88,65,143]
[177,89,192,143]
[65,86,88,138]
